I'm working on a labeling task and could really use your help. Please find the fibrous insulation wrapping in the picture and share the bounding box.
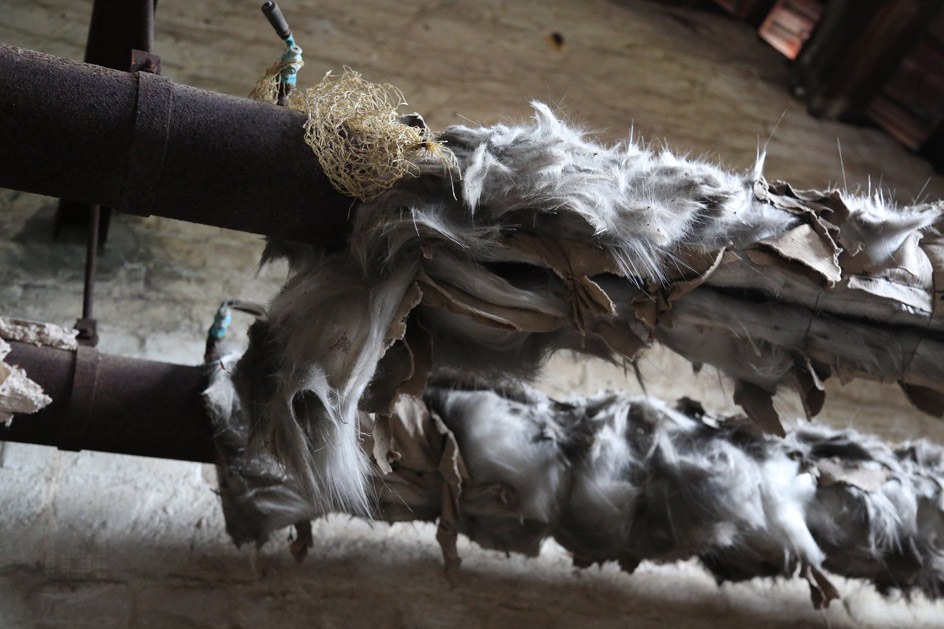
[234,103,944,512]
[221,103,944,604]
[207,362,944,606]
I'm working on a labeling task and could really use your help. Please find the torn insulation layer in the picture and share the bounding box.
[0,318,73,425]
[0,338,52,425]
[234,102,944,516]
[206,362,944,607]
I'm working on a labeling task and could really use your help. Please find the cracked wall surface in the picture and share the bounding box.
[2,0,944,627]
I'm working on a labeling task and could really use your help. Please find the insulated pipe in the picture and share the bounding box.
[0,45,353,246]
[0,341,215,463]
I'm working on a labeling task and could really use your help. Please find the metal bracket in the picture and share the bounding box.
[74,317,99,347]
[60,345,101,452]
[130,48,161,74]
[118,69,173,217]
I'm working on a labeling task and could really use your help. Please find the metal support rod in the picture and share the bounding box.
[83,206,99,319]
[0,340,215,463]
[261,1,292,40]
[75,204,101,346]
[0,44,353,246]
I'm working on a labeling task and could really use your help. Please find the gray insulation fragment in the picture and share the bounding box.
[205,364,944,606]
[233,102,944,515]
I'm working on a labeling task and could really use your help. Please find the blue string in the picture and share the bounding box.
[279,37,303,87]
[208,303,232,340]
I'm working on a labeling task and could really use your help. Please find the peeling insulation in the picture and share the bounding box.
[0,318,73,424]
[233,103,944,518]
[207,362,944,606]
[0,317,79,351]
[0,338,50,425]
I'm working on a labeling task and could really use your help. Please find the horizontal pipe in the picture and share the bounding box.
[0,44,353,246]
[0,341,215,463]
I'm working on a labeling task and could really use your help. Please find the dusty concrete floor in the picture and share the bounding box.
[2,0,944,627]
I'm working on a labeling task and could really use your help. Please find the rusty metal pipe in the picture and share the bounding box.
[0,341,215,463]
[0,44,353,246]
